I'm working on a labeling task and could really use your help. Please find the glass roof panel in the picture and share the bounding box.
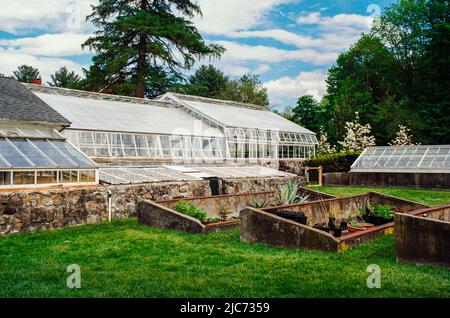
[352,146,450,172]
[0,155,10,167]
[51,140,96,167]
[10,139,56,167]
[0,139,34,167]
[30,140,77,167]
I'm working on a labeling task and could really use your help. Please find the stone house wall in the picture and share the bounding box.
[0,181,210,235]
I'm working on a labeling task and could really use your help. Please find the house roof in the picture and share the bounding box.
[0,77,70,126]
[160,93,316,135]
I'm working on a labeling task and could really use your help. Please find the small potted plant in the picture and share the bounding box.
[331,219,343,237]
[347,222,374,233]
[365,204,395,226]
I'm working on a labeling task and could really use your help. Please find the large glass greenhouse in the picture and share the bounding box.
[29,88,317,162]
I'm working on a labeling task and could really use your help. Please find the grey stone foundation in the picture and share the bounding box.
[0,176,297,235]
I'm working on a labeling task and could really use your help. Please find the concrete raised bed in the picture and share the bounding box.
[136,188,335,234]
[137,200,239,234]
[240,192,429,252]
[155,188,335,219]
[396,204,450,268]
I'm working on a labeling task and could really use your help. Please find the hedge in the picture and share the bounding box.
[303,152,362,173]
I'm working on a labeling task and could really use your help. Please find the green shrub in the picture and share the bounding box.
[303,151,362,173]
[370,205,395,219]
[174,200,207,221]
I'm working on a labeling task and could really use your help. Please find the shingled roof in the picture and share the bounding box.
[0,77,70,126]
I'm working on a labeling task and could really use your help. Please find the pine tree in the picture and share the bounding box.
[83,0,224,98]
[13,65,40,83]
[48,66,81,88]
[187,65,229,98]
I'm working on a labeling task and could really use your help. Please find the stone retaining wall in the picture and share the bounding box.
[0,181,210,235]
[279,160,305,175]
[221,176,305,194]
[0,176,296,235]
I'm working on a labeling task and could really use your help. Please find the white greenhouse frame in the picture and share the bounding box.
[63,128,317,161]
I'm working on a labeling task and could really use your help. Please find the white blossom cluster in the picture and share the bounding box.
[389,125,418,146]
[317,127,336,155]
[339,112,376,151]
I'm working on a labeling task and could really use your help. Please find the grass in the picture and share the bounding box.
[0,187,449,298]
[315,186,450,207]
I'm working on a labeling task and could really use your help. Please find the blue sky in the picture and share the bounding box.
[0,0,397,109]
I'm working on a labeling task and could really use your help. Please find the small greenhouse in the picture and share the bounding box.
[348,145,450,188]
[351,145,450,173]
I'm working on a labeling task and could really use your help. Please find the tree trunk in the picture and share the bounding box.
[136,0,148,98]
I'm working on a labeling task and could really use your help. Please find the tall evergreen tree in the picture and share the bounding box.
[13,65,40,83]
[292,95,325,134]
[83,0,224,98]
[187,65,229,98]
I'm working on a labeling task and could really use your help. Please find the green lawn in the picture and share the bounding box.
[0,187,449,298]
[315,186,450,207]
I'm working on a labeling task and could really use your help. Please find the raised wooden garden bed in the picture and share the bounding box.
[396,204,450,268]
[136,188,335,234]
[240,192,429,252]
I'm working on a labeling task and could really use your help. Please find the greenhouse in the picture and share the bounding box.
[344,145,450,189]
[351,145,450,173]
[27,86,317,162]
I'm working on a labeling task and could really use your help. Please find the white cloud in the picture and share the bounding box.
[0,0,97,33]
[221,64,250,76]
[228,28,356,51]
[297,11,373,32]
[0,48,85,82]
[215,40,339,65]
[194,0,296,35]
[297,12,322,24]
[264,70,328,102]
[0,33,91,57]
[253,64,271,75]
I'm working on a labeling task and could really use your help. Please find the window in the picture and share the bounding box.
[59,170,78,183]
[134,135,149,157]
[109,133,123,157]
[0,171,11,185]
[80,170,96,182]
[158,136,170,158]
[13,171,35,185]
[121,134,137,157]
[37,171,58,184]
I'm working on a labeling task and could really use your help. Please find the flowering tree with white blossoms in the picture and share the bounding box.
[389,125,418,146]
[339,112,376,151]
[317,127,336,155]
